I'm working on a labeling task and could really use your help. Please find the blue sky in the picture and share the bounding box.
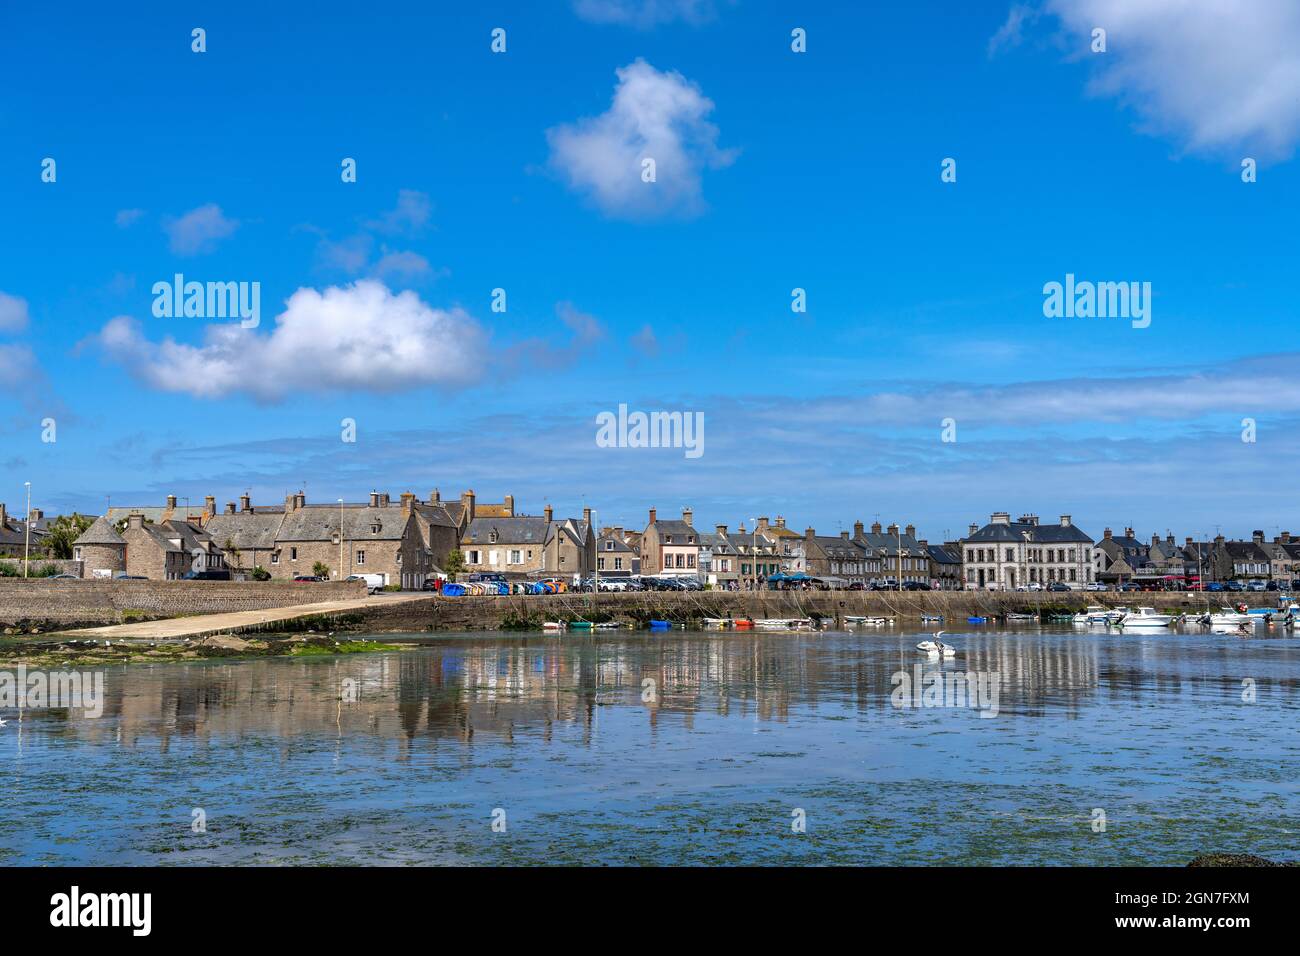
[3,0,1299,541]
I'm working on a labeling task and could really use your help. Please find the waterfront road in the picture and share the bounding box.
[56,591,436,641]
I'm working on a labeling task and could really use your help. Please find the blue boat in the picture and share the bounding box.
[967,616,988,624]
[649,619,672,629]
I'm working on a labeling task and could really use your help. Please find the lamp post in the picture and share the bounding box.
[338,498,344,580]
[749,518,758,592]
[23,482,31,578]
[591,508,598,601]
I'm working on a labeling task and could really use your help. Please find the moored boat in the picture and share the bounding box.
[1116,607,1174,628]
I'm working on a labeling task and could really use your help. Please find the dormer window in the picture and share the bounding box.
[605,541,614,550]
[489,530,499,544]
[370,520,381,534]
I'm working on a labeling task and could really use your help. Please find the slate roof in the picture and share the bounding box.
[809,536,866,559]
[965,521,1094,544]
[855,531,923,558]
[649,520,698,543]
[106,506,169,523]
[927,544,961,566]
[597,530,636,554]
[462,516,553,545]
[276,505,412,542]
[74,515,126,547]
[204,512,284,551]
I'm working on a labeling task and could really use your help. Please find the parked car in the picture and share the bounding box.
[1224,581,1245,592]
[293,575,325,583]
[1084,582,1107,591]
[50,572,79,579]
[346,573,386,593]
[1047,582,1071,592]
[1245,580,1267,592]
[1205,582,1224,592]
[902,581,931,591]
[113,573,148,580]
[183,569,232,581]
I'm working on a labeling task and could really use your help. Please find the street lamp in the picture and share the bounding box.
[23,481,31,578]
[338,498,345,580]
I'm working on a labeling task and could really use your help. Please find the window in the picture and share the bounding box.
[290,547,298,561]
[509,550,522,564]
[687,554,695,568]
[356,550,365,565]
[598,558,605,570]
[489,550,498,565]
[272,552,280,565]
[614,558,623,570]
[664,535,672,544]
[605,541,614,551]
[1006,549,1014,562]
[73,547,82,560]
[467,550,480,564]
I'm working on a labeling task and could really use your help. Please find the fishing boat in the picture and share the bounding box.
[1005,612,1037,622]
[1116,607,1174,628]
[845,615,892,626]
[702,617,732,627]
[594,622,620,629]
[733,618,754,629]
[542,621,566,631]
[1072,605,1114,625]
[920,614,944,624]
[917,633,956,657]
[1196,605,1253,626]
[568,620,593,630]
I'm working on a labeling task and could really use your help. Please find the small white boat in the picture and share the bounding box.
[1006,612,1037,622]
[1116,607,1174,628]
[542,621,566,631]
[1072,605,1115,625]
[1198,607,1254,626]
[702,617,732,627]
[846,615,892,626]
[917,633,956,657]
[754,617,814,630]
[920,614,944,624]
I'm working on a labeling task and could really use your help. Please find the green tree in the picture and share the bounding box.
[250,566,271,581]
[46,512,94,559]
[312,560,331,579]
[443,549,466,579]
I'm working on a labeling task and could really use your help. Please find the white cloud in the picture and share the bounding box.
[89,280,487,401]
[630,323,660,358]
[371,249,441,282]
[365,190,433,235]
[988,4,1038,57]
[1043,0,1300,157]
[573,0,720,28]
[162,203,240,256]
[115,208,145,228]
[546,59,736,219]
[0,291,30,333]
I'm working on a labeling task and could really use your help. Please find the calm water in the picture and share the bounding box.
[2,627,1297,866]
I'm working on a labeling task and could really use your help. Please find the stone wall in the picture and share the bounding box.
[0,558,84,577]
[0,579,367,626]
[335,589,1226,633]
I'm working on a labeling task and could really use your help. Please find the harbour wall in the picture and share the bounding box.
[335,590,1227,633]
[0,579,367,630]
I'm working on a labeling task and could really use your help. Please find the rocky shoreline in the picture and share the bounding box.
[0,632,406,666]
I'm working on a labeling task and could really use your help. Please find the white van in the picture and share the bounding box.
[346,573,387,594]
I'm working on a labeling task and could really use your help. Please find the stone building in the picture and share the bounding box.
[72,515,127,577]
[960,513,1096,590]
[802,528,867,584]
[596,527,640,577]
[640,507,701,577]
[460,504,595,580]
[269,491,431,588]
[119,513,190,579]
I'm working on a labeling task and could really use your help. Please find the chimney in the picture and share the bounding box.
[887,523,899,536]
[969,523,979,536]
[1215,534,1225,546]
[369,491,380,508]
[29,508,43,521]
[401,492,416,515]
[127,513,145,530]
[905,524,915,538]
[991,512,1011,525]
[613,527,623,540]
[0,503,7,527]
[204,495,216,516]
[1124,527,1134,538]
[716,524,728,536]
[804,526,815,542]
[240,494,251,512]
[504,495,514,516]
[1152,534,1160,547]
[840,530,850,541]
[379,492,390,507]
[544,504,553,523]
[1282,532,1292,544]
[583,506,591,526]
[166,494,177,513]
[295,491,306,509]
[461,490,476,521]
[775,516,786,529]
[430,488,441,503]
[757,516,769,532]
[224,501,236,515]
[648,508,657,525]
[1252,530,1265,544]
[1059,515,1071,527]
[682,507,693,527]
[871,521,882,534]
[1103,527,1113,539]
[1185,536,1194,547]
[284,494,296,513]
[853,520,864,538]
[919,539,928,549]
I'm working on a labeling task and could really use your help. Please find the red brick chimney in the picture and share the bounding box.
[544,504,553,523]
[648,508,657,525]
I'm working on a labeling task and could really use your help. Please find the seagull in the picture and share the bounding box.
[0,718,8,728]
